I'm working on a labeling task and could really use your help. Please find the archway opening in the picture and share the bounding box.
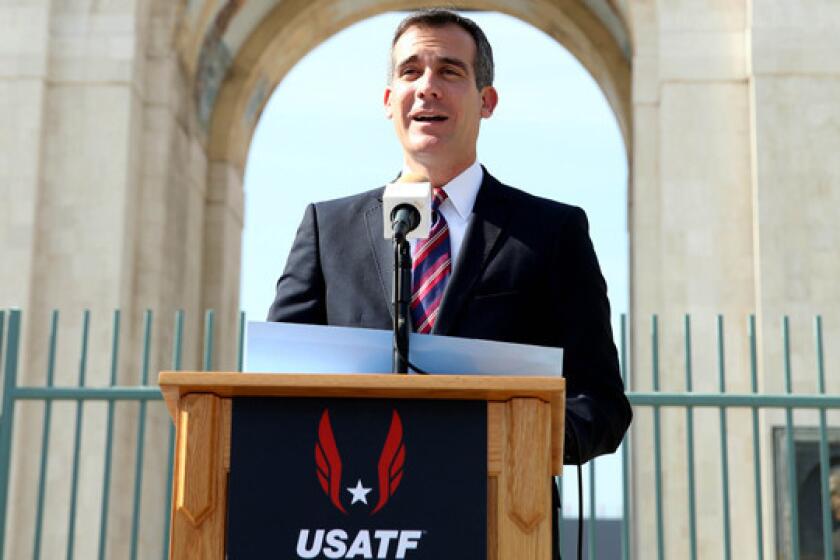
[239,11,628,321]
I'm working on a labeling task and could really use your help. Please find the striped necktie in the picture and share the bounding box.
[411,188,451,334]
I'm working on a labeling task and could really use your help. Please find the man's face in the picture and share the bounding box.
[384,24,497,172]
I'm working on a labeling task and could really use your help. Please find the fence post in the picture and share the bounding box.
[203,309,215,371]
[0,310,5,387]
[0,310,22,558]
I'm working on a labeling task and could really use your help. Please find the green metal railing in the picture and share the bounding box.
[0,308,238,560]
[618,314,838,560]
[0,309,838,559]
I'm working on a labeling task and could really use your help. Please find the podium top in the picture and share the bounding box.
[158,372,564,421]
[159,372,567,474]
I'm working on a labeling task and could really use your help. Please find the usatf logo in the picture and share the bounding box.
[314,409,406,515]
[296,529,422,559]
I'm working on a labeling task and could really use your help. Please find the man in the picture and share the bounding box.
[268,8,631,555]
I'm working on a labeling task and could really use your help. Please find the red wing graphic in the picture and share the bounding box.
[371,410,405,514]
[315,410,347,514]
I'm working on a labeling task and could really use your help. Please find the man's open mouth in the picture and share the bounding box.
[412,115,448,122]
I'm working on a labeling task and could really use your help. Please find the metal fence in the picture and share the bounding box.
[0,309,838,559]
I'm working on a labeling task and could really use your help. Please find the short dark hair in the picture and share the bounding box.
[389,9,495,90]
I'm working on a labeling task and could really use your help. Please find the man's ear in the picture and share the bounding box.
[480,86,498,118]
[383,87,393,120]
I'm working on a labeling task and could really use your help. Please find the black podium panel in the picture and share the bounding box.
[227,397,487,559]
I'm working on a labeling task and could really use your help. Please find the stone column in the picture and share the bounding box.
[2,1,145,556]
[749,1,840,556]
[749,2,840,399]
[0,0,50,327]
[0,1,215,557]
[629,2,758,558]
[201,160,244,372]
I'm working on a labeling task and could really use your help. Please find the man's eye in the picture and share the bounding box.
[401,68,419,77]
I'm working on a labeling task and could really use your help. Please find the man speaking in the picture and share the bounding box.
[268,8,632,552]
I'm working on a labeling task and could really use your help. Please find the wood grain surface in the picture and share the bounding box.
[169,394,230,559]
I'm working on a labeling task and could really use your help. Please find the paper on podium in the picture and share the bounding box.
[245,321,563,376]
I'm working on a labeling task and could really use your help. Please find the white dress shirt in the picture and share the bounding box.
[408,160,483,273]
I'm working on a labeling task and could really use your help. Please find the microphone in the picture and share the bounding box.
[383,172,431,374]
[391,205,421,239]
[383,173,431,240]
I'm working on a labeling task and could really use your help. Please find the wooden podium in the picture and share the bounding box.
[159,372,565,559]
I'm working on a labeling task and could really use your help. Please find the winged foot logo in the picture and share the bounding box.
[315,409,406,514]
[297,409,422,559]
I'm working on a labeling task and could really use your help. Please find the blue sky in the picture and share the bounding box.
[239,11,628,517]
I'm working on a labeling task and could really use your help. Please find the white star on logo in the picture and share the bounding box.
[346,479,372,505]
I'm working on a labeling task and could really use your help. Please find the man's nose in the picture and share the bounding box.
[416,69,441,99]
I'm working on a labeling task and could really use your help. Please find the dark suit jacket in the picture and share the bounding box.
[268,169,631,464]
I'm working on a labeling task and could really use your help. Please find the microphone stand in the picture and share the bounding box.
[389,202,421,374]
[392,232,412,374]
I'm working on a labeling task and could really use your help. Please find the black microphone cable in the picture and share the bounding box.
[408,359,428,374]
[393,342,428,374]
[566,420,584,560]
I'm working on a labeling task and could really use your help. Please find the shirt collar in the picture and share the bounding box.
[440,161,483,222]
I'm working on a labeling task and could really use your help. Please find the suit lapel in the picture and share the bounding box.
[363,195,395,322]
[433,171,510,335]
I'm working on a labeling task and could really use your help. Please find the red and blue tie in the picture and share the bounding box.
[411,188,451,334]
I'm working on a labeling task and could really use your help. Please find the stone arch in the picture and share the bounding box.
[177,1,633,365]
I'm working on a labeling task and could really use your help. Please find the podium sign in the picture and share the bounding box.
[159,373,565,560]
[227,398,487,559]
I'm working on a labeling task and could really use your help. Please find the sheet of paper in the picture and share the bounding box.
[245,321,562,376]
